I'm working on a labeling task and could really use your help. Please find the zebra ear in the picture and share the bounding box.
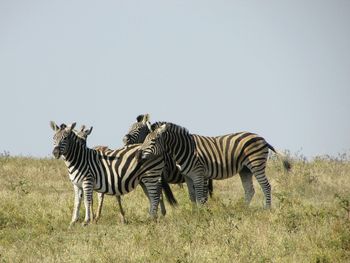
[146,121,152,131]
[143,114,152,131]
[50,121,59,131]
[156,124,167,135]
[66,122,76,131]
[79,125,86,132]
[136,114,151,123]
[136,114,144,122]
[85,126,93,136]
[143,113,150,123]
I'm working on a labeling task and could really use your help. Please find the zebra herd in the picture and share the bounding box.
[50,114,291,226]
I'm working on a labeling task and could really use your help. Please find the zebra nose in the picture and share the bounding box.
[52,147,61,159]
[135,150,142,161]
[136,150,147,161]
[123,135,130,145]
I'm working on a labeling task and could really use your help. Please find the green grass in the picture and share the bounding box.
[1,154,350,262]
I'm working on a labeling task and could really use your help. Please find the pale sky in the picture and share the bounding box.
[1,0,349,158]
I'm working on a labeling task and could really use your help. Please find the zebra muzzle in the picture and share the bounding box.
[122,135,129,145]
[52,147,61,159]
[135,150,148,162]
[135,150,142,161]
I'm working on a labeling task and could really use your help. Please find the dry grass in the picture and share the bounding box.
[1,154,350,262]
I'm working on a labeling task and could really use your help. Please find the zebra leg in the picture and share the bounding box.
[140,181,166,216]
[82,181,94,226]
[208,179,214,198]
[184,176,196,203]
[90,194,95,221]
[94,192,104,223]
[192,175,206,205]
[70,185,83,227]
[251,166,271,209]
[116,196,126,223]
[142,178,162,219]
[159,194,166,216]
[239,167,255,205]
[203,178,212,202]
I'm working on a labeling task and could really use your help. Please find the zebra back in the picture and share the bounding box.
[138,122,283,178]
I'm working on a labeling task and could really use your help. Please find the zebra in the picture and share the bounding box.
[74,125,173,219]
[71,125,127,223]
[50,121,177,226]
[123,114,214,201]
[135,122,291,208]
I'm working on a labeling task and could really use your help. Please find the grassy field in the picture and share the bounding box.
[1,153,350,262]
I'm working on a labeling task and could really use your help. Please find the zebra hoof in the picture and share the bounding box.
[148,215,158,222]
[82,220,90,226]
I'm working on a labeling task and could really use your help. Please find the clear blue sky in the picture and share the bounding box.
[1,0,349,158]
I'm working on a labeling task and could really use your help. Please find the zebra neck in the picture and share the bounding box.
[163,132,196,173]
[63,141,91,169]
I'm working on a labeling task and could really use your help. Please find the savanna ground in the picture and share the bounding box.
[1,152,350,262]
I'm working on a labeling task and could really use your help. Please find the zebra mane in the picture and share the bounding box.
[151,121,191,135]
[70,130,88,146]
[151,121,166,130]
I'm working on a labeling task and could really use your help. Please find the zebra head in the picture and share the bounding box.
[123,114,152,145]
[74,125,93,145]
[136,123,167,161]
[50,121,77,159]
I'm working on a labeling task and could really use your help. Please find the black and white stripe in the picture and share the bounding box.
[123,114,213,202]
[73,125,126,223]
[75,125,177,218]
[123,114,152,146]
[50,121,176,226]
[137,122,291,208]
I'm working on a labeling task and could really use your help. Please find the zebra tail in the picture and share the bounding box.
[161,181,178,207]
[267,143,292,172]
